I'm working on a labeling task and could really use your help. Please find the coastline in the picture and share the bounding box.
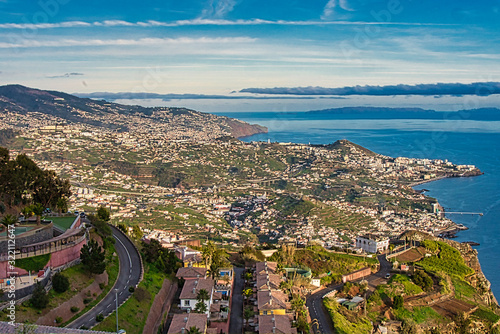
[414,172,498,304]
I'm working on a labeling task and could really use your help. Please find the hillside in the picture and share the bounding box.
[0,85,267,139]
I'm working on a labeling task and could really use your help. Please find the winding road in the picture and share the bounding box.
[306,254,392,333]
[67,225,142,330]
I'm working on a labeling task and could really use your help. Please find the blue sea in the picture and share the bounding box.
[216,112,500,298]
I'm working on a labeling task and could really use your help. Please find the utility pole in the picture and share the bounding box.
[115,288,119,333]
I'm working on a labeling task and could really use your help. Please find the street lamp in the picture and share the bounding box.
[115,288,119,333]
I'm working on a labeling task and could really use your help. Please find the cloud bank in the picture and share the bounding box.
[76,92,346,101]
[239,82,500,96]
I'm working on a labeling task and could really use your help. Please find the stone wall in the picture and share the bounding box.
[0,224,53,253]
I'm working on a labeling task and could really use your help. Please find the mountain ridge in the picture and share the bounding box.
[0,84,268,138]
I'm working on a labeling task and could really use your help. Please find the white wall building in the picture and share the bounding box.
[356,234,389,253]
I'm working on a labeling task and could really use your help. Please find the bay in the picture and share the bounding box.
[216,112,500,299]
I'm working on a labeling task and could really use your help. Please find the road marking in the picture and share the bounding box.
[107,304,110,309]
[114,232,132,268]
[120,291,123,295]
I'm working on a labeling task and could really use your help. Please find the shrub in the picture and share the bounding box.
[413,270,433,291]
[83,297,92,304]
[99,282,105,290]
[393,295,404,309]
[96,313,104,322]
[30,283,49,309]
[55,316,63,324]
[52,272,70,293]
[70,306,79,313]
[129,286,135,293]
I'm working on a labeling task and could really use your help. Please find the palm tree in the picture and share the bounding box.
[56,197,68,215]
[186,326,201,334]
[1,214,17,227]
[21,206,33,221]
[31,203,44,225]
[196,288,209,302]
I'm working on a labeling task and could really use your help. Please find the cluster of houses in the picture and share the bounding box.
[167,245,234,334]
[249,261,298,334]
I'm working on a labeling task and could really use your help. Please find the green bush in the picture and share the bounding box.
[393,295,404,309]
[52,272,70,293]
[96,313,104,322]
[55,316,63,324]
[70,306,79,313]
[83,297,92,304]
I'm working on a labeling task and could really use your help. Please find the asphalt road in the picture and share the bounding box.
[229,267,245,334]
[307,254,392,333]
[67,225,142,330]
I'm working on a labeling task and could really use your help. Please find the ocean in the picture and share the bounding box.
[215,112,500,299]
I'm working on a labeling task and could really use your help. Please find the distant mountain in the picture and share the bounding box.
[306,106,500,120]
[0,85,267,138]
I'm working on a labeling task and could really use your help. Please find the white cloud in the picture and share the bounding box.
[0,36,256,49]
[200,0,237,19]
[0,18,451,30]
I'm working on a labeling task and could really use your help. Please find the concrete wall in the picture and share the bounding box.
[341,267,372,283]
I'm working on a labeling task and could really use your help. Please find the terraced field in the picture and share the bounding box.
[312,206,373,231]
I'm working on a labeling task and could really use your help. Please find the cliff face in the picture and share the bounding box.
[444,239,498,306]
[222,118,268,138]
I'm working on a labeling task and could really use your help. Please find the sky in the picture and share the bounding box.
[1,0,500,112]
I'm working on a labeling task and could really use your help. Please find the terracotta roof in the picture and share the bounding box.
[180,278,214,300]
[258,315,297,334]
[183,253,203,263]
[0,322,113,333]
[257,290,290,311]
[256,273,281,291]
[176,267,207,279]
[255,261,278,275]
[168,313,208,334]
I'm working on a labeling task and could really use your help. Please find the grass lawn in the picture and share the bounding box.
[93,264,168,334]
[15,254,51,272]
[49,216,77,231]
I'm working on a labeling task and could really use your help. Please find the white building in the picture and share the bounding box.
[356,234,389,253]
[179,278,214,314]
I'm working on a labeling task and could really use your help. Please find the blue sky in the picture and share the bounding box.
[1,0,500,111]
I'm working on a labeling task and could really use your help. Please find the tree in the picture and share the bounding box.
[454,312,471,334]
[194,299,207,314]
[80,239,106,275]
[52,272,70,293]
[1,214,17,227]
[97,206,110,222]
[30,282,49,309]
[31,203,44,225]
[56,197,68,214]
[118,223,127,233]
[393,295,404,309]
[132,225,143,240]
[413,269,433,291]
[187,326,202,334]
[243,306,255,326]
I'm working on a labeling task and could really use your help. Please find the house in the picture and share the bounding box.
[356,234,389,253]
[255,261,278,276]
[256,274,281,291]
[176,267,207,280]
[257,290,290,315]
[179,279,214,314]
[214,267,233,298]
[258,315,297,334]
[167,313,214,334]
[175,246,204,268]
